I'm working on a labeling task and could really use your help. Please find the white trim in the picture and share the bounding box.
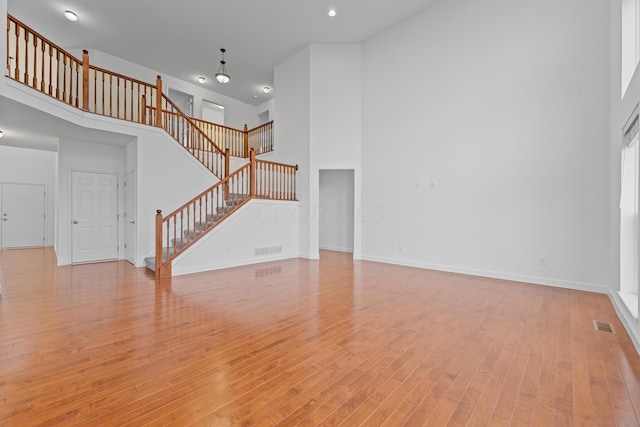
[609,291,640,355]
[319,245,353,253]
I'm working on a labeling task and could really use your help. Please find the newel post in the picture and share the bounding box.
[155,209,163,279]
[82,50,89,111]
[249,149,256,197]
[243,124,249,158]
[156,75,163,129]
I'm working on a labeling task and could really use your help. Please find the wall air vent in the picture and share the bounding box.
[255,246,282,256]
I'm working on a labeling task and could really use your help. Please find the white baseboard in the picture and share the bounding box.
[319,245,353,253]
[172,254,299,276]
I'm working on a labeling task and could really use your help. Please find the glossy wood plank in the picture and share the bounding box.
[1,248,640,426]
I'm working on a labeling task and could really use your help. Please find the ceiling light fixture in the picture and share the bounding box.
[215,48,230,84]
[328,9,337,17]
[198,76,206,84]
[64,10,78,22]
[0,130,3,138]
[263,86,271,94]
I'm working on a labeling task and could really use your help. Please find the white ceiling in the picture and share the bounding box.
[7,0,441,105]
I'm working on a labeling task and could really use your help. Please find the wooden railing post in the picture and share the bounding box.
[250,149,256,197]
[82,49,89,111]
[140,94,147,125]
[224,148,230,200]
[156,75,163,129]
[155,209,163,279]
[243,124,249,158]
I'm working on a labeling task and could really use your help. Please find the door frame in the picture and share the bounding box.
[123,171,136,265]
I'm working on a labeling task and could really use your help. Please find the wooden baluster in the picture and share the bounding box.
[62,54,67,103]
[243,124,249,158]
[75,61,80,107]
[97,70,102,113]
[128,80,133,121]
[156,75,163,128]
[32,32,37,87]
[55,50,60,99]
[294,165,298,199]
[13,21,20,80]
[82,50,89,110]
[48,44,53,95]
[116,75,121,119]
[250,149,256,198]
[141,94,147,124]
[39,39,45,91]
[24,30,30,84]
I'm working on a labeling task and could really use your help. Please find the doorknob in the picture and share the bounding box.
[129,220,135,224]
[73,220,78,224]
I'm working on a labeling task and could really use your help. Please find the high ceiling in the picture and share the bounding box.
[7,0,440,106]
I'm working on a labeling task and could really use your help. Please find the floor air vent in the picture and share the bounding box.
[593,320,616,334]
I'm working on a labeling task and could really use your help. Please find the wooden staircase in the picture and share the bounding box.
[6,14,299,278]
[143,192,248,272]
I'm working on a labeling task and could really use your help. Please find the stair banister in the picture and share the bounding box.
[82,50,89,110]
[250,148,256,197]
[156,75,163,129]
[244,124,249,156]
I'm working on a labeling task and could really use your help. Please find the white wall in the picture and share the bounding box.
[361,0,610,291]
[309,45,362,259]
[274,44,363,259]
[0,145,56,245]
[319,169,354,253]
[274,47,312,256]
[172,200,299,275]
[610,0,640,351]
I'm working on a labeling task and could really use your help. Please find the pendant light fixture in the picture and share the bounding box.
[215,48,230,84]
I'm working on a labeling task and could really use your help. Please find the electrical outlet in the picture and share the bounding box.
[539,256,547,266]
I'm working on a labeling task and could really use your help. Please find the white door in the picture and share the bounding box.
[1,183,45,248]
[72,172,118,263]
[123,171,136,264]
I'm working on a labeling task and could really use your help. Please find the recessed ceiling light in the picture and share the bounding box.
[263,86,271,94]
[328,9,337,17]
[252,95,258,99]
[198,76,206,84]
[64,10,78,22]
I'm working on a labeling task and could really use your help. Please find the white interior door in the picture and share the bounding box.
[1,183,45,248]
[123,171,136,264]
[72,172,118,263]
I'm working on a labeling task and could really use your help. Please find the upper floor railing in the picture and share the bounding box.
[6,15,274,168]
[189,118,274,158]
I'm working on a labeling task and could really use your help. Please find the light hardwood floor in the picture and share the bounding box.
[1,248,639,426]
